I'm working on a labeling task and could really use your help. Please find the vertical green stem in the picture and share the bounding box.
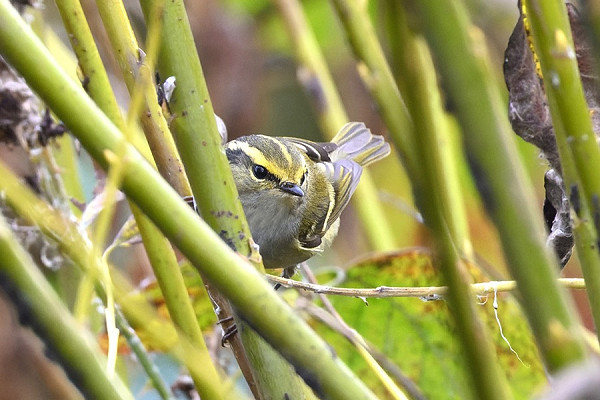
[328,0,420,184]
[0,212,133,400]
[139,0,250,243]
[382,3,510,398]
[138,0,316,398]
[408,0,587,371]
[94,0,191,196]
[523,0,600,342]
[55,0,222,394]
[383,0,472,259]
[524,1,600,222]
[274,0,396,251]
[0,1,377,397]
[54,0,123,127]
[331,0,509,396]
[409,40,512,400]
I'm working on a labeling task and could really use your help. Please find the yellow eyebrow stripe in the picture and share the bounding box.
[227,139,289,180]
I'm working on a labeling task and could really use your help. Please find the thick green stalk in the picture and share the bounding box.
[524,0,600,233]
[387,2,505,396]
[137,1,321,399]
[331,0,507,396]
[94,0,190,196]
[382,3,509,398]
[383,0,472,258]
[523,0,600,340]
[0,213,133,400]
[54,0,123,128]
[401,38,511,400]
[56,0,124,380]
[0,2,378,398]
[0,159,227,399]
[138,0,251,245]
[408,0,587,371]
[274,0,396,251]
[54,0,222,393]
[328,0,420,186]
[531,7,600,342]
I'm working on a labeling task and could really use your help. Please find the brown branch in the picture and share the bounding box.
[266,276,586,299]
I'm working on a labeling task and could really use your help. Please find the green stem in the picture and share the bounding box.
[115,309,175,400]
[524,0,600,234]
[0,158,227,399]
[383,1,472,258]
[56,0,125,380]
[0,212,133,400]
[408,0,587,371]
[328,0,420,186]
[137,1,320,398]
[274,0,396,251]
[530,3,600,343]
[136,0,269,397]
[55,0,221,392]
[0,2,377,398]
[141,0,251,246]
[523,0,600,344]
[331,0,507,395]
[94,0,191,196]
[382,3,510,398]
[54,0,124,128]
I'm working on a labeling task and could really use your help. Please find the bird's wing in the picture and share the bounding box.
[331,122,391,166]
[317,159,362,231]
[282,137,337,162]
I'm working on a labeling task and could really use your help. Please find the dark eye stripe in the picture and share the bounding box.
[228,136,307,184]
[251,164,280,183]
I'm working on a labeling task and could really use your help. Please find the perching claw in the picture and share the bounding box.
[274,265,298,290]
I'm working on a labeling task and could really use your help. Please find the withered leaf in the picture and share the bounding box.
[503,3,599,267]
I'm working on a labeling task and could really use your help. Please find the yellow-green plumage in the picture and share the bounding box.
[225,122,390,273]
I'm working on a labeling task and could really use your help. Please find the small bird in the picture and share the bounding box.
[226,122,390,277]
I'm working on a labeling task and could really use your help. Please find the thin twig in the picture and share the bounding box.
[299,263,350,331]
[299,300,425,400]
[298,263,409,400]
[267,276,586,298]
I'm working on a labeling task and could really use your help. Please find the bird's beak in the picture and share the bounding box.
[279,181,304,197]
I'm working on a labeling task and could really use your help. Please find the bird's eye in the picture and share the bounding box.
[252,164,268,179]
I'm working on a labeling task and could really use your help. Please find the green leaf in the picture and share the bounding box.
[314,249,546,399]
